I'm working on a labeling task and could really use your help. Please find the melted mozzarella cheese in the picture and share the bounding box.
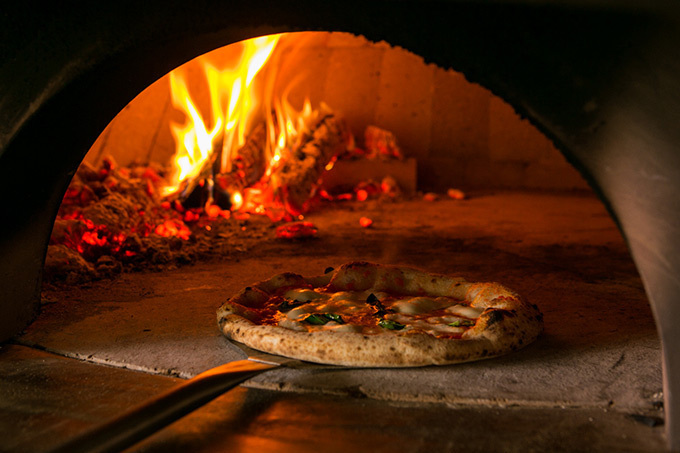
[284,289,328,303]
[320,299,366,315]
[427,315,469,324]
[392,296,450,314]
[327,291,356,302]
[322,322,362,332]
[276,287,480,337]
[286,305,316,320]
[278,317,308,331]
[426,324,466,335]
[405,319,465,336]
[445,304,483,318]
[384,313,411,324]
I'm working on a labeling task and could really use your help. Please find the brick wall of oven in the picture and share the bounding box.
[85,32,588,192]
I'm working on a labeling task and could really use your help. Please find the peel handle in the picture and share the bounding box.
[49,359,277,453]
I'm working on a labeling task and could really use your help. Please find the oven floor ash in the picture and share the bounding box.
[4,191,666,451]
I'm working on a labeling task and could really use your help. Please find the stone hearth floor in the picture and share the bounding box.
[2,191,667,451]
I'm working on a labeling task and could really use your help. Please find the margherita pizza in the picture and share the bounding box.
[217,262,543,367]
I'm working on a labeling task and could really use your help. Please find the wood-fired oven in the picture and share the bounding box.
[2,2,680,451]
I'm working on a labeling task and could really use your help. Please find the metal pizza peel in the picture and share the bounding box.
[49,341,343,453]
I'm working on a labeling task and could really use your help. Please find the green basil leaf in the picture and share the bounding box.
[304,314,329,325]
[379,319,405,330]
[323,313,345,324]
[303,313,345,325]
[448,320,475,327]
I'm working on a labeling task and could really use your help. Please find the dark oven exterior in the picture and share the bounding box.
[2,1,680,449]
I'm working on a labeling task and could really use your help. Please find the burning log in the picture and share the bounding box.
[364,125,403,160]
[214,122,267,204]
[225,122,268,189]
[271,113,351,215]
[176,123,268,210]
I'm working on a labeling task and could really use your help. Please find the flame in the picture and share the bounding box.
[231,191,244,210]
[163,71,221,196]
[162,35,281,197]
[161,33,338,221]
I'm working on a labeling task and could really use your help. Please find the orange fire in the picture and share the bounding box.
[162,35,281,197]
[161,34,331,221]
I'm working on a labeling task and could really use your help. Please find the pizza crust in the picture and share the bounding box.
[217,262,543,367]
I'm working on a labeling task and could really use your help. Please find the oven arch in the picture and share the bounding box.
[2,2,679,449]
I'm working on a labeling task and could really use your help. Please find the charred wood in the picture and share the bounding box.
[216,122,267,195]
[271,114,350,215]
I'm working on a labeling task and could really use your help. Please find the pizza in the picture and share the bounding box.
[217,262,543,367]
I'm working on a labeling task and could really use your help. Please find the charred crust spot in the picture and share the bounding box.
[487,310,504,325]
[482,349,488,356]
[454,283,461,287]
[363,336,369,340]
[324,267,335,274]
[486,309,515,326]
[245,287,252,291]
[390,347,396,351]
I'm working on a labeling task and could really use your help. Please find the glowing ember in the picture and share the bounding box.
[46,34,411,285]
[155,219,191,240]
[275,221,318,239]
[447,188,466,200]
[205,203,230,219]
[49,157,211,269]
[359,217,373,228]
[231,191,244,210]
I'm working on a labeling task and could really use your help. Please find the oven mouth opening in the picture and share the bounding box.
[29,31,662,443]
[43,31,590,284]
[2,4,675,448]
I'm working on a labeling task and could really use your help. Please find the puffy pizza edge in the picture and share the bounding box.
[216,262,544,367]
